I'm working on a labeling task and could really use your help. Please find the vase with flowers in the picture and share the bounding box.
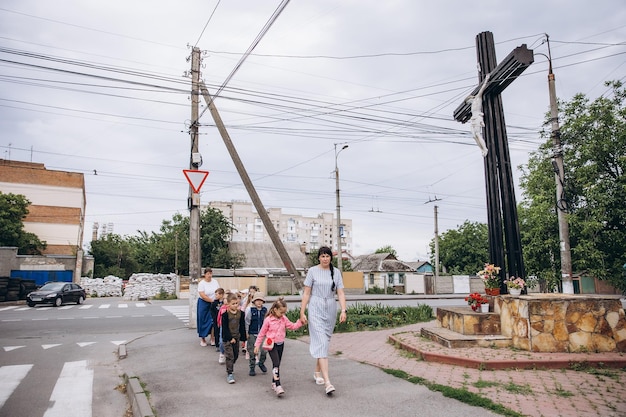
[478,263,501,295]
[465,292,489,312]
[505,276,525,296]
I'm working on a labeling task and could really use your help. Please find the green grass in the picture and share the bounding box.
[384,369,524,417]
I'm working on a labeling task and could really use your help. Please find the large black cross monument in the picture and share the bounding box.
[454,31,534,292]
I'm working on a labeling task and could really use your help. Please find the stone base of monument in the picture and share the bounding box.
[425,294,626,352]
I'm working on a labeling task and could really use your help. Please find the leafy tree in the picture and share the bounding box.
[0,192,47,255]
[375,245,397,258]
[519,81,626,292]
[89,233,138,278]
[88,207,244,277]
[431,220,488,275]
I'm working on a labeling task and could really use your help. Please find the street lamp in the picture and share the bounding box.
[335,144,348,273]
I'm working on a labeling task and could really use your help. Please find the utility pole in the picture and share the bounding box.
[425,196,441,293]
[545,35,574,294]
[335,144,348,273]
[188,47,202,285]
[187,47,203,330]
[433,205,439,284]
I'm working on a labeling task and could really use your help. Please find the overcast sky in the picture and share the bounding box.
[1,1,624,262]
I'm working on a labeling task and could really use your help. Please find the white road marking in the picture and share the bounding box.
[42,344,62,350]
[43,360,93,417]
[0,306,18,311]
[0,364,32,408]
[3,346,25,352]
[98,304,110,309]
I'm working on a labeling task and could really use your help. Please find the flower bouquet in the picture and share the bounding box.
[478,263,501,294]
[465,292,489,311]
[505,277,525,289]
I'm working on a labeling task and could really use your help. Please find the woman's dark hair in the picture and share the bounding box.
[317,246,336,292]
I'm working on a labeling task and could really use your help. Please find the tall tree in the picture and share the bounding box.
[431,220,488,275]
[519,81,626,292]
[0,192,47,255]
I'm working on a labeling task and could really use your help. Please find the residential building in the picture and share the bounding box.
[207,200,352,256]
[0,159,91,285]
[351,252,415,293]
[0,159,85,255]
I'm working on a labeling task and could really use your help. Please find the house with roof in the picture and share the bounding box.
[351,253,416,294]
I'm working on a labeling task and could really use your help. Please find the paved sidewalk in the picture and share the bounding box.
[329,321,626,417]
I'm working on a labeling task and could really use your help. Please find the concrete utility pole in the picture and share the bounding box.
[433,205,439,283]
[544,35,574,294]
[187,47,202,329]
[198,82,303,292]
[188,47,202,284]
[334,143,348,273]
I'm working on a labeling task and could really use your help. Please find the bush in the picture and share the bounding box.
[285,302,433,338]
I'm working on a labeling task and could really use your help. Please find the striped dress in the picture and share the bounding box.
[303,265,344,358]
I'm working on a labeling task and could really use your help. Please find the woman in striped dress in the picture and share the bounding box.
[300,246,347,395]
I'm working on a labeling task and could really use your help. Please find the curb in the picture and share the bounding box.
[123,374,155,417]
[388,334,626,370]
[120,344,154,417]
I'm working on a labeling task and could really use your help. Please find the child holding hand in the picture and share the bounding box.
[222,293,247,384]
[254,297,302,396]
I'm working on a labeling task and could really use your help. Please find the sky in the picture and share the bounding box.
[1,1,624,263]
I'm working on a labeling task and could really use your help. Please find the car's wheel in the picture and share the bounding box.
[28,302,35,307]
[54,297,63,307]
[77,296,84,305]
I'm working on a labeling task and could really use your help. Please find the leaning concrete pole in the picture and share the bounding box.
[199,82,303,292]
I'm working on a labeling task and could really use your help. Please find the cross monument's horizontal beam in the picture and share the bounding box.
[453,44,534,123]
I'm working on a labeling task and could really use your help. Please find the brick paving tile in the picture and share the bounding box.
[326,321,626,417]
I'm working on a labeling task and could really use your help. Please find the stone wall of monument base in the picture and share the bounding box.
[496,294,626,352]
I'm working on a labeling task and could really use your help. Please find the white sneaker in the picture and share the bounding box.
[218,354,225,364]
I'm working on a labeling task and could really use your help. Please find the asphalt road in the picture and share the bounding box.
[0,298,188,417]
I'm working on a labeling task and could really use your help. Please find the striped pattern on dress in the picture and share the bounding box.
[303,265,344,358]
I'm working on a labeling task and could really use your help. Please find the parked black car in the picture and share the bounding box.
[26,282,86,307]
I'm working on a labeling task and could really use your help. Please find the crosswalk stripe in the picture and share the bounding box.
[43,360,93,417]
[0,364,33,408]
[98,304,110,309]
[161,306,190,325]
[0,306,18,312]
[79,305,93,309]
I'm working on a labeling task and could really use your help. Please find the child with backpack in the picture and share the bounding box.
[221,292,247,384]
[245,292,268,376]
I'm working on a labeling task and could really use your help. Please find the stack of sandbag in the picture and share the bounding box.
[123,273,177,300]
[81,275,124,297]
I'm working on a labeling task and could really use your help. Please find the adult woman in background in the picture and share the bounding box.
[197,267,220,346]
[300,246,347,395]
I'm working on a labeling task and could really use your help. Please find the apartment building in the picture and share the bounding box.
[207,200,352,256]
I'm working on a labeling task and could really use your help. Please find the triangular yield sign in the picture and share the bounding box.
[183,170,209,193]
